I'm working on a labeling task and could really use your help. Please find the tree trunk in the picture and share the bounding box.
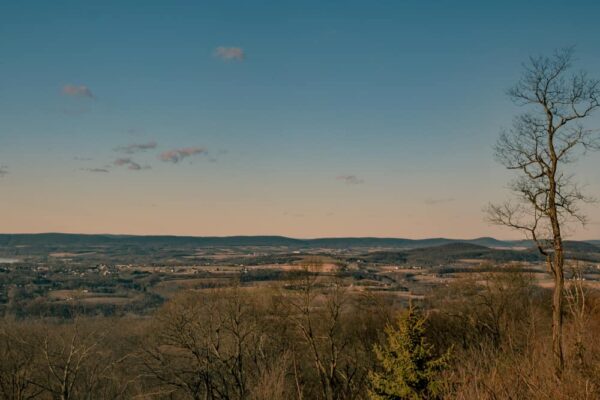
[548,130,565,379]
[551,245,565,379]
[549,174,565,378]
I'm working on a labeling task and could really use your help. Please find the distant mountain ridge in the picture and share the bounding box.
[0,233,597,250]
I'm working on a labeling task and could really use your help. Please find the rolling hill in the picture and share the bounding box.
[0,233,532,249]
[0,233,597,251]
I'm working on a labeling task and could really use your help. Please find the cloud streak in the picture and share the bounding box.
[62,84,95,99]
[159,147,207,163]
[81,168,110,173]
[0,165,8,177]
[113,158,147,171]
[336,175,364,185]
[114,141,158,154]
[214,46,245,61]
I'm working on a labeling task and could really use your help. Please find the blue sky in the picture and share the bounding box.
[1,0,599,238]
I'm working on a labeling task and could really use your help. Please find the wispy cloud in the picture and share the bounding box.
[336,175,364,185]
[74,156,93,161]
[113,158,148,171]
[159,147,207,163]
[62,84,95,99]
[128,163,143,171]
[214,46,245,61]
[114,158,132,166]
[0,165,8,177]
[114,141,157,154]
[424,197,455,205]
[81,167,110,173]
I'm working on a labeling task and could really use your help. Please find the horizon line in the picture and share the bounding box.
[0,231,597,242]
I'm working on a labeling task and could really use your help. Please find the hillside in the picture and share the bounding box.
[354,242,542,266]
[0,233,586,250]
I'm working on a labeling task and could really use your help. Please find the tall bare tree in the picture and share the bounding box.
[487,47,599,378]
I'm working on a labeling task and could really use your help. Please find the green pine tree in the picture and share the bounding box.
[368,304,451,400]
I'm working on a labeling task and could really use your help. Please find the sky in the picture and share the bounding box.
[1,0,600,239]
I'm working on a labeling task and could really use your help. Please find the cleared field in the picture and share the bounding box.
[49,252,97,258]
[48,290,132,304]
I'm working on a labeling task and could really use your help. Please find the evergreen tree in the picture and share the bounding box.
[369,304,450,400]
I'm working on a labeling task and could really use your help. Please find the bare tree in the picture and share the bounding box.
[0,321,43,400]
[32,319,133,400]
[142,287,286,400]
[286,262,371,400]
[487,47,600,377]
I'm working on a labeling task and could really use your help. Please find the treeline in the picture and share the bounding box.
[1,271,599,399]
